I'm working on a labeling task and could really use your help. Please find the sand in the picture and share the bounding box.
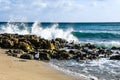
[0,49,82,80]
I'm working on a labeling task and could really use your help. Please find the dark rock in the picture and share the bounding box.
[20,54,34,60]
[55,38,68,48]
[39,52,51,61]
[55,50,72,60]
[69,50,76,55]
[111,47,120,50]
[84,43,96,49]
[110,55,120,60]
[1,39,14,48]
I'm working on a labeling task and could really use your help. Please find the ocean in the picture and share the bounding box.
[0,22,120,80]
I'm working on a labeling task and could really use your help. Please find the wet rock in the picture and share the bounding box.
[55,38,68,48]
[110,55,120,60]
[84,43,96,49]
[55,38,68,44]
[76,52,89,61]
[55,50,72,60]
[98,48,106,54]
[69,50,76,55]
[111,47,120,50]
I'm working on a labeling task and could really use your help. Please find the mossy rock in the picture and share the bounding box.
[18,42,33,52]
[38,40,55,50]
[1,39,14,48]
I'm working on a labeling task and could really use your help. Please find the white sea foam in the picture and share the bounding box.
[49,62,93,80]
[79,30,120,34]
[31,22,78,42]
[49,59,120,80]
[0,22,29,34]
[80,40,120,48]
[0,22,78,42]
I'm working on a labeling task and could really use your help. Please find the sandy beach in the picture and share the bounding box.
[0,49,80,80]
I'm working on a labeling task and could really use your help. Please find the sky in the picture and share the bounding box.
[0,0,120,22]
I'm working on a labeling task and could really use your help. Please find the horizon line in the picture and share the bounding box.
[0,22,120,23]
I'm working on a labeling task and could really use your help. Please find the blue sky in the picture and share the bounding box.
[0,0,120,22]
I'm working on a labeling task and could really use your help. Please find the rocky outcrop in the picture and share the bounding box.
[0,33,119,61]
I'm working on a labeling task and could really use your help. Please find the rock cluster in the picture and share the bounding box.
[0,33,120,61]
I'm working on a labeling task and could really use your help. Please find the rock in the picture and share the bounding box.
[39,52,51,61]
[84,43,96,49]
[28,36,39,47]
[98,48,106,54]
[13,49,25,54]
[110,55,120,60]
[1,39,14,48]
[73,44,81,49]
[77,53,88,60]
[111,47,120,50]
[20,54,34,60]
[51,39,60,49]
[11,53,21,58]
[69,50,76,55]
[6,49,25,58]
[55,38,68,48]
[56,50,72,60]
[38,40,55,50]
[18,42,33,52]
[55,38,68,44]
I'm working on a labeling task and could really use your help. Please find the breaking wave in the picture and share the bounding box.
[0,22,79,42]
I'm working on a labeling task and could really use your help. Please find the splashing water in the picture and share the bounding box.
[31,22,78,42]
[0,22,79,42]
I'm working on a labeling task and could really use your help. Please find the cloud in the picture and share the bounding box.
[32,1,47,8]
[0,0,120,22]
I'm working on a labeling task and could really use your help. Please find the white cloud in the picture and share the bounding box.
[32,0,48,8]
[0,0,120,22]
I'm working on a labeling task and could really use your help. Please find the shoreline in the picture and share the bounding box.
[0,49,82,80]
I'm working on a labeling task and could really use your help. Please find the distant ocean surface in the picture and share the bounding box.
[0,22,120,80]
